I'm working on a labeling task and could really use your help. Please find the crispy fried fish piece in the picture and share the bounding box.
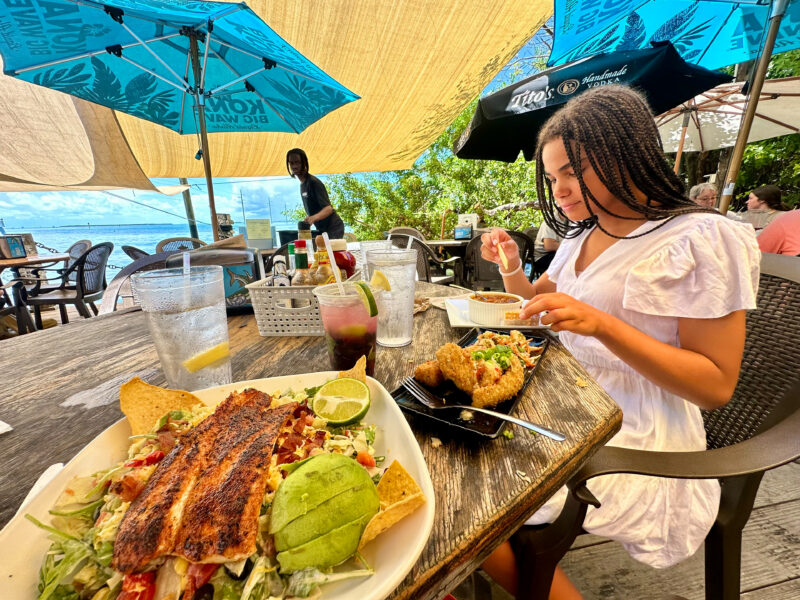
[414,360,445,388]
[435,343,476,394]
[472,357,524,408]
[112,389,297,573]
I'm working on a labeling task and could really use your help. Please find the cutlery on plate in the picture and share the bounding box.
[401,377,566,442]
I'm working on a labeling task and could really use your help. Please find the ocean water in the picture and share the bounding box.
[2,222,295,282]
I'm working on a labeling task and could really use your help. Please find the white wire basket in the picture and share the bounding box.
[245,279,323,337]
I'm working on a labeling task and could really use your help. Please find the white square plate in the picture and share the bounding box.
[0,372,435,600]
[444,298,549,329]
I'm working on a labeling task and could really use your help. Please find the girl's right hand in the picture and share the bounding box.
[480,228,520,272]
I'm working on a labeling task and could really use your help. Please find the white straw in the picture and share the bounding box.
[321,232,344,294]
[182,252,191,305]
[182,251,190,276]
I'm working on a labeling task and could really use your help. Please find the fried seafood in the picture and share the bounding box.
[416,330,542,408]
[414,360,445,388]
[435,343,477,394]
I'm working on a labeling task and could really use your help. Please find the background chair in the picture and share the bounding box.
[462,230,534,290]
[155,237,206,253]
[388,234,461,284]
[122,245,151,261]
[510,251,800,600]
[0,280,36,335]
[26,242,114,326]
[263,242,292,275]
[99,252,173,314]
[20,239,91,292]
[388,226,427,240]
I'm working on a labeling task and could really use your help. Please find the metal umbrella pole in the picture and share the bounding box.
[189,35,220,241]
[719,0,789,214]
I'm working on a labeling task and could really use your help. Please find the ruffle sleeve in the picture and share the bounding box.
[623,216,760,318]
[546,231,585,285]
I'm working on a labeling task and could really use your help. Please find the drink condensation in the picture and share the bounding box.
[366,249,417,347]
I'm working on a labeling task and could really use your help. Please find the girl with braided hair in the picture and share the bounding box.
[480,85,760,599]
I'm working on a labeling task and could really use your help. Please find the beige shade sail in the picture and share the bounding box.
[117,0,551,177]
[0,1,549,189]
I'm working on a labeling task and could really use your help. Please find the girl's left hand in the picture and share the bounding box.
[520,292,608,336]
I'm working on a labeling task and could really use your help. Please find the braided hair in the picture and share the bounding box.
[286,148,309,178]
[534,85,716,239]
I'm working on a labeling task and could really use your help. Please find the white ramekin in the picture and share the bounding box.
[467,292,523,327]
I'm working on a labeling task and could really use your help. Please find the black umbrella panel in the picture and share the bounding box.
[454,42,730,162]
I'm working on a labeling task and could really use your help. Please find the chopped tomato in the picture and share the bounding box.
[356,451,376,468]
[118,572,156,600]
[110,472,147,502]
[182,563,218,600]
[125,450,165,468]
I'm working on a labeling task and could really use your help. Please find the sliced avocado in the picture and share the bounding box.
[269,453,370,534]
[276,515,372,573]
[274,481,380,551]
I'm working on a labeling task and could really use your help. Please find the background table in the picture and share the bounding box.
[0,282,621,599]
[0,252,69,276]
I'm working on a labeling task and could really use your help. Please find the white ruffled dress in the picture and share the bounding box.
[526,212,761,568]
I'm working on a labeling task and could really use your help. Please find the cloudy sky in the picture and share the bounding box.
[0,175,309,229]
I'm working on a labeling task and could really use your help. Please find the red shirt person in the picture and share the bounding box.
[757,209,800,256]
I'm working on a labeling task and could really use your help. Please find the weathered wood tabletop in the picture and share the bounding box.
[0,253,69,274]
[0,282,621,599]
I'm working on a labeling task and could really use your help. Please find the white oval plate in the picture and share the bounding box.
[0,372,435,600]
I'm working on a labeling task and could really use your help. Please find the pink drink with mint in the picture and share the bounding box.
[314,283,380,376]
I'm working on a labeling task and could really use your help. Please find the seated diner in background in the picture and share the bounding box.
[532,220,562,274]
[727,184,787,233]
[688,182,717,209]
[477,85,759,599]
[757,207,800,256]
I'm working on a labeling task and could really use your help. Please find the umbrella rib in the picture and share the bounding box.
[119,55,190,93]
[209,47,300,133]
[207,66,266,95]
[11,33,181,75]
[751,111,799,132]
[120,21,188,90]
[200,31,211,91]
[695,5,738,67]
[215,40,348,94]
[178,53,191,135]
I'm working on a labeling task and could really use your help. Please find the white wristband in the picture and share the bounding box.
[499,261,522,277]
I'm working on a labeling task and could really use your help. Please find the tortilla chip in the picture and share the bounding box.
[338,356,367,383]
[377,460,422,506]
[358,460,426,549]
[120,377,202,435]
[359,493,426,549]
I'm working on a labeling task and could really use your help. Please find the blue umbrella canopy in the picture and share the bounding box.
[0,0,358,134]
[547,0,800,70]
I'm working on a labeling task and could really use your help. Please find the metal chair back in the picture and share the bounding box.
[463,230,534,289]
[155,237,206,253]
[122,245,150,261]
[703,252,800,449]
[75,242,113,296]
[388,226,426,240]
[99,252,172,313]
[388,234,433,282]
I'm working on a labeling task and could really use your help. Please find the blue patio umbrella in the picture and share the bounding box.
[547,0,800,70]
[545,0,798,212]
[0,0,359,239]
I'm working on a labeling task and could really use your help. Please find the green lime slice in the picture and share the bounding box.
[313,378,371,425]
[354,282,378,317]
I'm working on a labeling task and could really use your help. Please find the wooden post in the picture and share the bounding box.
[673,109,692,174]
[179,177,200,239]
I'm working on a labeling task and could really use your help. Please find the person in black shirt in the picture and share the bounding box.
[286,148,345,238]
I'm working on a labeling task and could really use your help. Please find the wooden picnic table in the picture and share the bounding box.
[0,282,621,599]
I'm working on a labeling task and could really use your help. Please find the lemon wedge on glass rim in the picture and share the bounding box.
[369,270,391,292]
[182,341,230,373]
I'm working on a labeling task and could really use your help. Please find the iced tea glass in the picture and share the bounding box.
[132,266,232,391]
[313,282,382,377]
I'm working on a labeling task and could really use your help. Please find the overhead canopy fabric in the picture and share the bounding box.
[0,0,551,188]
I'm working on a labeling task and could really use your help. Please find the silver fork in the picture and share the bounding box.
[401,377,565,441]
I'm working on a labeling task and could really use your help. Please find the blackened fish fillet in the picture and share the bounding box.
[112,389,297,573]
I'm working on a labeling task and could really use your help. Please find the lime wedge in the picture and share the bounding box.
[354,282,378,317]
[182,341,230,373]
[313,378,371,425]
[369,270,391,292]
